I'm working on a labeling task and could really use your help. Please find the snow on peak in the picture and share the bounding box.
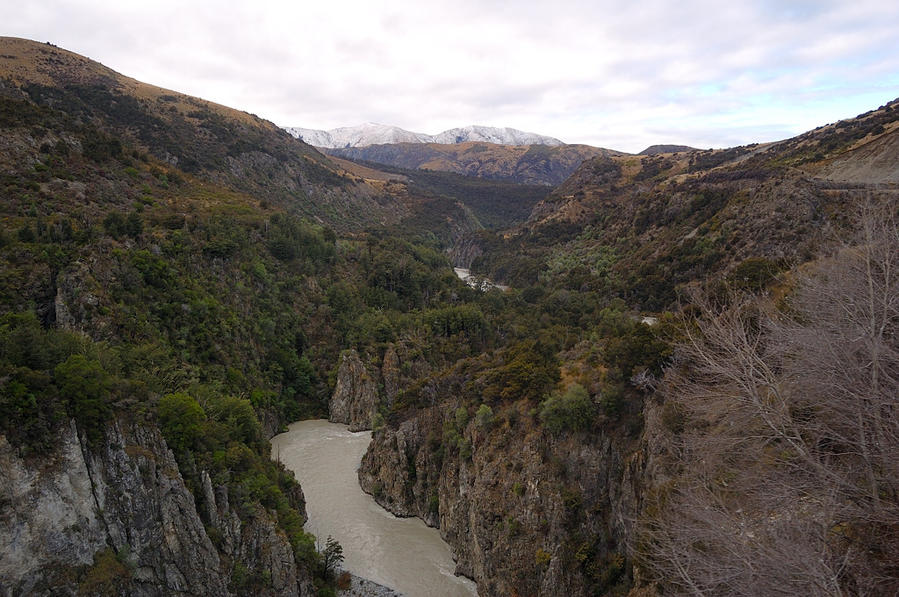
[431,125,563,146]
[283,123,564,148]
[283,123,430,148]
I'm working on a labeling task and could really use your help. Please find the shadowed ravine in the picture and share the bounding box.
[271,420,478,597]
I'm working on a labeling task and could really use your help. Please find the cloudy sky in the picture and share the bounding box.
[6,0,899,152]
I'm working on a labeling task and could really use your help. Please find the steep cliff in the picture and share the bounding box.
[329,347,416,432]
[0,419,314,596]
[329,350,380,432]
[358,403,640,596]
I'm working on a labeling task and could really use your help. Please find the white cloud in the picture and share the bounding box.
[4,0,898,152]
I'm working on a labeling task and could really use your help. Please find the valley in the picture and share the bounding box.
[0,35,897,597]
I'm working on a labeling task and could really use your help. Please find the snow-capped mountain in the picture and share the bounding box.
[430,125,563,146]
[284,123,431,148]
[284,123,564,148]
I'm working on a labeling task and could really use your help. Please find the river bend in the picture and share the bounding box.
[271,420,477,597]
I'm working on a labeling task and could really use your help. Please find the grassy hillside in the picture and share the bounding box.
[0,37,407,231]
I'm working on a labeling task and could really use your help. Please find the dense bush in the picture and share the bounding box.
[539,383,594,434]
[157,392,205,454]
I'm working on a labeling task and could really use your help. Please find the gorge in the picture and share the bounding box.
[271,420,477,597]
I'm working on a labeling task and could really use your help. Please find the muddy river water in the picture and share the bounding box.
[271,419,478,597]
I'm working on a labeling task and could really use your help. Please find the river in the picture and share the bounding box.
[453,267,509,291]
[271,420,478,597]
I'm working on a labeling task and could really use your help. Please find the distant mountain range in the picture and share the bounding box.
[327,142,617,186]
[283,122,565,148]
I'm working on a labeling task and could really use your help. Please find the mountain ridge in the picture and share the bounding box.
[284,122,565,148]
[0,36,410,232]
[327,141,619,186]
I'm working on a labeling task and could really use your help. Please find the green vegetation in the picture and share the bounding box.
[0,82,682,597]
[320,536,344,579]
[78,548,132,596]
[539,383,594,435]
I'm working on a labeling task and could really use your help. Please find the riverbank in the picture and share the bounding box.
[339,572,404,597]
[453,267,509,291]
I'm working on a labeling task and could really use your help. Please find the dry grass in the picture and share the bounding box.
[0,37,266,129]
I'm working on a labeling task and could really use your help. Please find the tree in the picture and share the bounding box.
[637,199,899,596]
[54,354,113,441]
[320,536,344,578]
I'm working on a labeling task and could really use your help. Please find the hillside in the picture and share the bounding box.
[468,98,899,308]
[0,37,500,596]
[329,156,550,231]
[0,37,664,597]
[327,141,615,186]
[0,37,406,231]
[360,99,899,597]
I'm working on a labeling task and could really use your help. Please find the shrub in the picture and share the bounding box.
[78,548,131,595]
[728,257,781,291]
[539,383,594,435]
[157,392,205,455]
[475,404,494,428]
[208,395,261,444]
[336,571,352,590]
[454,406,469,429]
[428,493,440,515]
[54,354,113,442]
[459,437,472,460]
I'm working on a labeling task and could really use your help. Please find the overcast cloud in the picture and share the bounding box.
[6,0,899,152]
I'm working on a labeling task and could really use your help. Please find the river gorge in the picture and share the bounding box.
[271,420,478,597]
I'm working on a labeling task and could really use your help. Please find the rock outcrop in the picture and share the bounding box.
[447,233,484,269]
[0,419,314,596]
[358,404,639,596]
[329,350,380,431]
[338,572,404,597]
[381,346,401,409]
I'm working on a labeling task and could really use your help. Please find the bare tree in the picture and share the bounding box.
[637,199,899,596]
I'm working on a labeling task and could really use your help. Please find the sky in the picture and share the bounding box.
[5,0,899,152]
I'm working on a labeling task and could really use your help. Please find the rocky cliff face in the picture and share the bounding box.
[358,404,640,596]
[329,350,380,431]
[447,233,485,269]
[0,419,314,596]
[380,346,401,409]
[329,346,415,432]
